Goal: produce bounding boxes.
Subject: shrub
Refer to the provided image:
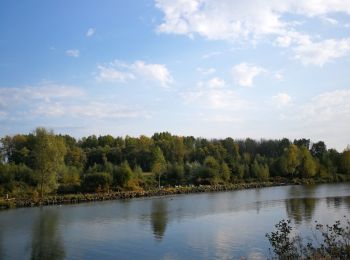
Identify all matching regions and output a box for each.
[112,161,133,188]
[266,218,350,259]
[82,172,112,192]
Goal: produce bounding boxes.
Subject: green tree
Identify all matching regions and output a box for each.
[311,141,327,160]
[65,146,86,170]
[32,128,66,198]
[60,166,81,185]
[259,164,270,180]
[151,147,166,188]
[113,161,133,188]
[293,138,311,149]
[85,147,107,168]
[298,146,317,178]
[222,138,239,158]
[14,163,37,186]
[235,164,246,180]
[82,172,112,192]
[166,162,185,185]
[133,165,143,179]
[279,144,300,177]
[0,164,15,194]
[341,149,350,175]
[57,166,81,194]
[185,161,202,184]
[172,137,185,164]
[201,156,220,184]
[251,160,269,180]
[220,162,231,183]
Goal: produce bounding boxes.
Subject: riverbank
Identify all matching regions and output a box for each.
[1,176,342,210]
[0,181,296,210]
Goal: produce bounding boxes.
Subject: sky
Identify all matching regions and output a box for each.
[0,0,350,151]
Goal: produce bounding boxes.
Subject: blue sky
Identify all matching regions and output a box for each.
[1,0,350,151]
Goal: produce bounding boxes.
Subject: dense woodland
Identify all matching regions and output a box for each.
[0,128,350,198]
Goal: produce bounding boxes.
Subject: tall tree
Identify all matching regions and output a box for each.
[151,147,166,188]
[298,147,317,178]
[32,128,66,198]
[341,149,350,175]
[311,141,327,160]
[65,146,86,170]
[279,144,299,177]
[220,162,231,183]
[293,138,311,150]
[201,156,220,184]
[112,161,133,188]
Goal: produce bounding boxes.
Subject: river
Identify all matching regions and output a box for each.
[1,183,350,259]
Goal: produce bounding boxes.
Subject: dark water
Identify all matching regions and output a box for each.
[1,184,350,259]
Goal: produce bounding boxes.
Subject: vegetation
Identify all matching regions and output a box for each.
[266,218,350,259]
[32,128,66,198]
[0,128,350,199]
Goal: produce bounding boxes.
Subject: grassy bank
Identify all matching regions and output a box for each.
[0,181,289,210]
[1,177,347,210]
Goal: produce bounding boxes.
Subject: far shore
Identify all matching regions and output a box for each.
[0,179,326,210]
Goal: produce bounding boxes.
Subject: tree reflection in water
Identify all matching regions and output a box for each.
[286,197,317,224]
[31,208,65,260]
[344,196,350,211]
[285,185,317,224]
[327,196,343,209]
[150,199,168,241]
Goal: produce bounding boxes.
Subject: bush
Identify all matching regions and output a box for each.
[82,172,112,192]
[112,161,133,188]
[265,219,301,258]
[0,164,37,195]
[57,184,81,194]
[60,166,81,185]
[266,218,350,259]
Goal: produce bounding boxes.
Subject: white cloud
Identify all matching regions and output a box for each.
[66,49,80,58]
[274,31,311,48]
[202,51,222,59]
[321,16,338,25]
[299,89,350,121]
[0,82,83,119]
[155,0,350,65]
[0,82,149,120]
[34,102,148,119]
[274,72,284,81]
[96,60,173,87]
[34,102,66,117]
[86,28,95,37]
[156,0,350,41]
[231,63,264,87]
[0,82,84,104]
[197,67,216,75]
[97,65,135,82]
[294,38,350,66]
[201,114,243,123]
[182,77,247,109]
[274,89,350,149]
[131,60,173,87]
[156,0,284,41]
[207,77,226,88]
[275,35,293,48]
[272,93,292,107]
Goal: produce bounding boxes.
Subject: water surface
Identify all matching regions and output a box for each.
[1,183,350,259]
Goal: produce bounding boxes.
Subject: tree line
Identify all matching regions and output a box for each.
[0,128,350,197]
